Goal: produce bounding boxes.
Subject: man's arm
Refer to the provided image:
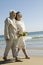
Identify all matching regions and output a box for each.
[4,18,10,40]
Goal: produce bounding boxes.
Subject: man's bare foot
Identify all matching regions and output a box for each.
[3,57,7,61]
[15,57,22,62]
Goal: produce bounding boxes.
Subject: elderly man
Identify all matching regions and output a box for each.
[3,10,21,61]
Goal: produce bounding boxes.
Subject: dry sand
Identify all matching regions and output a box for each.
[0,56,43,65]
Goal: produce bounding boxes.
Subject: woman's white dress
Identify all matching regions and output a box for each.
[16,20,26,49]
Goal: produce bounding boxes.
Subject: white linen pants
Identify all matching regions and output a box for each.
[4,38,18,58]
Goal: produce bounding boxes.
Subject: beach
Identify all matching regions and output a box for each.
[0,56,43,65]
[0,35,43,65]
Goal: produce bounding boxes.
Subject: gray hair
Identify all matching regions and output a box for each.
[9,10,16,14]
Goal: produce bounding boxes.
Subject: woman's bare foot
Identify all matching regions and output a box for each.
[25,56,30,59]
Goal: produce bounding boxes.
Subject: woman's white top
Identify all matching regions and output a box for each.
[16,20,26,34]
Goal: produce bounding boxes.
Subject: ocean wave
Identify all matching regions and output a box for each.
[32,36,43,39]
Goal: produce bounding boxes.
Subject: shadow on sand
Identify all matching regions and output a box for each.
[0,59,23,65]
[0,59,14,65]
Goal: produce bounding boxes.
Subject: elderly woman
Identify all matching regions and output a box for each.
[15,11,30,59]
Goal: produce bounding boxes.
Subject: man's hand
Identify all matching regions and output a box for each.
[6,35,10,41]
[6,38,10,41]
